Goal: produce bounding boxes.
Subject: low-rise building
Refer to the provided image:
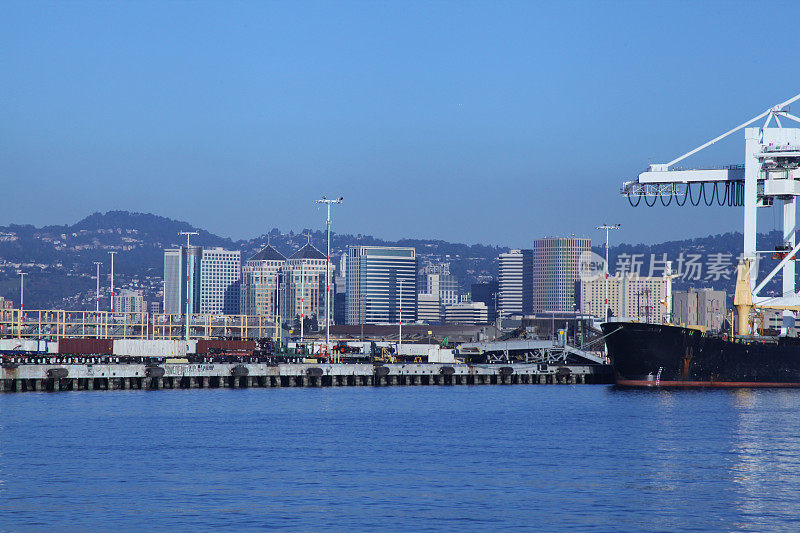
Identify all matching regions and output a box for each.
[444,301,488,325]
[417,293,441,323]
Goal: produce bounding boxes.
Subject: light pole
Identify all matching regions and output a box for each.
[398,279,403,351]
[275,272,282,345]
[300,260,305,342]
[108,251,117,313]
[19,272,26,311]
[596,224,620,322]
[18,272,26,339]
[315,196,343,357]
[93,262,102,313]
[179,231,199,341]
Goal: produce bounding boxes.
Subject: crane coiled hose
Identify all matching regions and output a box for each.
[627,181,744,208]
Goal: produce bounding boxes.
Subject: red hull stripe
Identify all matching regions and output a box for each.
[617,379,800,388]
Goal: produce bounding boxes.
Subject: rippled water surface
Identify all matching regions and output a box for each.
[2,385,800,531]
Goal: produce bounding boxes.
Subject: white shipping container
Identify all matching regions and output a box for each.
[113,339,189,358]
[0,339,45,352]
[397,343,440,356]
[395,344,456,363]
[427,348,456,363]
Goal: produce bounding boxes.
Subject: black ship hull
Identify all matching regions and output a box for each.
[601,321,800,387]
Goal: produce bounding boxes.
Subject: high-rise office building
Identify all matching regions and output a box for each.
[471,281,498,322]
[240,244,286,318]
[498,250,525,317]
[334,275,347,326]
[164,246,240,315]
[164,246,202,315]
[346,246,417,325]
[522,249,533,314]
[281,242,331,326]
[532,237,591,313]
[199,248,241,315]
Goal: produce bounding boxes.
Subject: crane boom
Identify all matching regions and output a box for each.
[622,92,800,335]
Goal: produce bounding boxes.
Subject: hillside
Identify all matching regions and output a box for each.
[0,211,784,309]
[0,211,504,309]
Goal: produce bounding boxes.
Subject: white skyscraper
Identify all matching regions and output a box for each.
[498,250,524,316]
[199,247,241,315]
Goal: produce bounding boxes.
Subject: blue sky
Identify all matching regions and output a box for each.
[2,1,800,248]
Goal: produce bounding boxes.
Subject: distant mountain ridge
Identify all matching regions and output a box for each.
[0,210,783,310]
[0,211,506,309]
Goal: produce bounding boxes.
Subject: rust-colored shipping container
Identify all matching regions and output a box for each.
[58,338,114,355]
[195,339,255,355]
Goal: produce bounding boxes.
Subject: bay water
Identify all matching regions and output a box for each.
[2,386,800,531]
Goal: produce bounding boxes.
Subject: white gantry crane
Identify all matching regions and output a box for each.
[621,92,800,335]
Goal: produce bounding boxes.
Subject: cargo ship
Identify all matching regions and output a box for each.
[601,321,800,388]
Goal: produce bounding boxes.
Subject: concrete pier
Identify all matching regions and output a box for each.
[0,362,612,393]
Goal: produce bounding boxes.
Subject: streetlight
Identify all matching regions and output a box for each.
[93,262,102,313]
[275,272,283,345]
[19,272,26,311]
[315,196,343,358]
[179,231,199,342]
[18,272,25,339]
[398,279,403,351]
[108,251,117,313]
[596,224,621,322]
[300,260,305,343]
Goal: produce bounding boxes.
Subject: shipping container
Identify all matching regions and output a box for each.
[0,339,49,353]
[195,339,255,355]
[58,338,114,355]
[113,339,189,358]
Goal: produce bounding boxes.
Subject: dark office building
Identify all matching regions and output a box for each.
[522,249,533,315]
[471,281,498,322]
[334,275,347,325]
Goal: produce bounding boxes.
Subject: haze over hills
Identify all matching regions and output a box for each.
[0,210,783,310]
